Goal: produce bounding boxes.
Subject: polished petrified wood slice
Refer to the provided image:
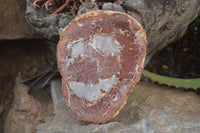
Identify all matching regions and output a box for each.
[57,10,146,123]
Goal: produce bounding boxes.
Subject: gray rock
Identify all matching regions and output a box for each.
[123,0,200,65]
[25,0,72,42]
[36,79,200,133]
[102,3,125,12]
[25,0,200,65]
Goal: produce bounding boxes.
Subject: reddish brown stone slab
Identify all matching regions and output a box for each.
[57,10,146,123]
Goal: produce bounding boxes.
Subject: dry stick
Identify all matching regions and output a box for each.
[50,0,70,16]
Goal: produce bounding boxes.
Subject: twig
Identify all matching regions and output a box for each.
[50,0,70,16]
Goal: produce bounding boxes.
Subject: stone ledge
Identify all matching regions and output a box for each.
[36,79,200,133]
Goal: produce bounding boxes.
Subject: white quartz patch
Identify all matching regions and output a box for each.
[68,75,118,102]
[92,34,121,54]
[70,41,85,58]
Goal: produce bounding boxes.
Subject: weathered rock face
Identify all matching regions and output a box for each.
[25,0,200,64]
[36,80,200,133]
[124,0,200,64]
[57,10,146,123]
[4,76,54,133]
[0,0,40,39]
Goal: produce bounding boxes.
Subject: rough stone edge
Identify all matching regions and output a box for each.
[25,0,73,42]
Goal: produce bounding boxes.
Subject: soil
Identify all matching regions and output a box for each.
[145,17,200,79]
[0,39,54,132]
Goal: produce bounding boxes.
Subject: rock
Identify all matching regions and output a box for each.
[25,0,72,42]
[37,80,200,133]
[57,10,146,123]
[4,75,54,133]
[0,0,41,39]
[25,0,200,64]
[123,0,200,65]
[102,3,125,12]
